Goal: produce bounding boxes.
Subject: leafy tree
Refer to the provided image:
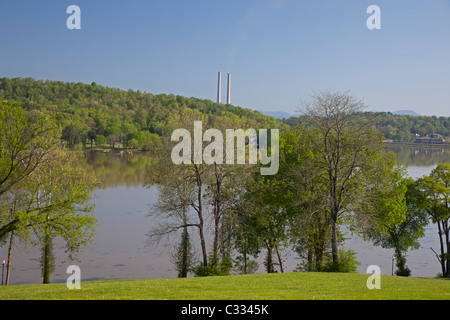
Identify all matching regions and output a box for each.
[0,102,100,283]
[0,101,59,200]
[414,163,450,277]
[138,131,162,152]
[145,106,277,276]
[369,178,428,276]
[278,128,332,271]
[171,221,196,278]
[0,185,29,285]
[232,215,260,275]
[242,176,292,273]
[220,167,261,275]
[19,148,99,283]
[300,91,407,268]
[94,134,107,147]
[62,123,83,148]
[106,134,119,149]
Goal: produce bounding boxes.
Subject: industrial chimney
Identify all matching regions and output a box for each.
[227,73,231,105]
[217,71,221,103]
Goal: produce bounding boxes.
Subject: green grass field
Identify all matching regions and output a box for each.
[0,272,448,300]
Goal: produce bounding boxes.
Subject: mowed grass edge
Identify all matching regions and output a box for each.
[0,272,449,300]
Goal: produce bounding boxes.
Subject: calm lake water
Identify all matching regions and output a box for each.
[2,145,450,285]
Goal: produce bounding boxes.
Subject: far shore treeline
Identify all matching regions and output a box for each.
[0,77,449,285]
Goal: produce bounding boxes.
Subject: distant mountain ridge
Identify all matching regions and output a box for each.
[260,109,424,119]
[391,110,422,116]
[259,111,295,119]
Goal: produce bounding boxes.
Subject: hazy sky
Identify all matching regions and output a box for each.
[1,0,449,116]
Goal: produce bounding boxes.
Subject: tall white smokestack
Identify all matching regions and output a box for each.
[217,71,221,103]
[227,73,231,105]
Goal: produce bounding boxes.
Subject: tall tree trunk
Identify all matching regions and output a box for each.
[315,237,325,272]
[265,236,275,273]
[313,213,326,271]
[194,165,208,267]
[5,231,14,285]
[331,213,339,267]
[41,234,54,284]
[212,214,220,267]
[307,245,313,272]
[275,244,284,273]
[437,221,446,277]
[243,249,248,274]
[197,216,207,267]
[180,226,189,278]
[179,205,189,278]
[445,222,449,277]
[211,163,223,267]
[329,170,340,267]
[266,245,273,273]
[5,196,18,286]
[42,242,51,284]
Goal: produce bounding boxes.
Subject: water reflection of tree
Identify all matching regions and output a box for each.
[386,145,450,167]
[81,151,157,187]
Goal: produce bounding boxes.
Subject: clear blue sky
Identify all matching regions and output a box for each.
[1,0,449,116]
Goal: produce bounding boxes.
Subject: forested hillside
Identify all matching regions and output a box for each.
[0,77,281,149]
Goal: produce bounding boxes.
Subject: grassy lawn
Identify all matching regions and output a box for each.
[0,272,449,300]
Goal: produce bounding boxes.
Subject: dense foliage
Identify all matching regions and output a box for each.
[0,77,282,149]
[0,100,99,284]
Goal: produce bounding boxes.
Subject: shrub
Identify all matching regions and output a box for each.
[323,248,360,273]
[194,258,231,277]
[394,254,411,277]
